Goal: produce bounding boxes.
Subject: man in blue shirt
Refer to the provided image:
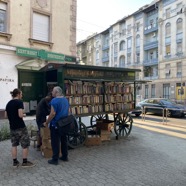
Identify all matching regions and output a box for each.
[44,86,69,165]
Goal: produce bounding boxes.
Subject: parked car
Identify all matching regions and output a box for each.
[128,108,142,117]
[137,98,186,117]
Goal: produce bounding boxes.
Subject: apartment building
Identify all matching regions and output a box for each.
[77,0,186,103]
[0,0,77,116]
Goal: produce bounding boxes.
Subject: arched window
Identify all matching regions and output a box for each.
[165,22,171,36]
[136,35,140,47]
[176,18,183,33]
[119,55,125,67]
[119,41,125,51]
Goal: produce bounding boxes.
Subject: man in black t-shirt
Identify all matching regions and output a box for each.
[5,88,35,168]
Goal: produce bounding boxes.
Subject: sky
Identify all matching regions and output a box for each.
[77,0,153,42]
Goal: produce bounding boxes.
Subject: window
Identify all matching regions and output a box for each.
[145,85,149,99]
[166,8,171,18]
[136,22,140,31]
[127,24,131,34]
[136,53,140,63]
[177,43,182,54]
[127,53,131,64]
[136,35,140,47]
[165,45,171,56]
[165,64,171,78]
[176,18,183,33]
[120,41,125,51]
[165,23,171,36]
[114,42,118,56]
[150,51,153,59]
[151,84,155,98]
[177,62,182,77]
[150,19,154,26]
[0,2,7,32]
[163,84,170,99]
[33,12,50,42]
[119,55,125,67]
[96,50,99,60]
[127,38,131,49]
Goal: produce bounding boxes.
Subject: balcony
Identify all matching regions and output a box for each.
[102,56,109,62]
[144,76,158,80]
[143,58,158,66]
[102,45,109,50]
[144,40,158,50]
[144,24,158,34]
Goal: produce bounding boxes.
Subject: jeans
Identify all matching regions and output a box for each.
[50,126,68,161]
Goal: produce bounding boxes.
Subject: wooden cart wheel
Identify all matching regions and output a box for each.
[90,114,109,126]
[114,113,133,138]
[67,121,87,149]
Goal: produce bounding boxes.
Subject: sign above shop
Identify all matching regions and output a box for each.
[16,47,76,63]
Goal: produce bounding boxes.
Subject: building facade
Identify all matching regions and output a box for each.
[0,0,77,116]
[77,0,186,103]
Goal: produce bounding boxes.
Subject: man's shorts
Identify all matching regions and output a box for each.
[10,127,30,148]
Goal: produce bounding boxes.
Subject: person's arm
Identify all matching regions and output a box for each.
[18,108,25,118]
[4,111,7,119]
[44,106,56,126]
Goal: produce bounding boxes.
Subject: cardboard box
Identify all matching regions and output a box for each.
[40,127,50,139]
[96,119,114,131]
[42,139,52,149]
[101,130,111,141]
[84,135,101,146]
[41,147,53,158]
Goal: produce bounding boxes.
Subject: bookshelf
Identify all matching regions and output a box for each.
[64,80,134,116]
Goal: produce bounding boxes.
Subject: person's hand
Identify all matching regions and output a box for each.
[42,122,47,128]
[40,123,46,128]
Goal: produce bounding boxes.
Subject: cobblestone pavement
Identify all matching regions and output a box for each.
[0,117,186,186]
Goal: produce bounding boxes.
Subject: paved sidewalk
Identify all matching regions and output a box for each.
[1,116,186,186]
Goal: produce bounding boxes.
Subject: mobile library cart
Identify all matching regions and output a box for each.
[40,63,140,148]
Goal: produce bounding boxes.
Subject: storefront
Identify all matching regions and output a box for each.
[0,45,76,118]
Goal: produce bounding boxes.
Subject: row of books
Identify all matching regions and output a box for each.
[70,105,104,115]
[66,95,104,105]
[64,80,132,95]
[105,103,133,112]
[104,94,133,103]
[65,80,103,95]
[69,102,133,115]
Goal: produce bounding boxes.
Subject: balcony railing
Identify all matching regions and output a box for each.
[144,76,158,80]
[144,24,158,34]
[143,58,158,66]
[102,56,109,62]
[144,40,158,50]
[102,45,109,50]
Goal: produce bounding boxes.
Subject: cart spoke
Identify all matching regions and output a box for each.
[114,114,133,138]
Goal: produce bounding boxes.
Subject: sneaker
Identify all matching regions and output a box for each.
[22,161,35,168]
[48,159,58,165]
[59,157,68,162]
[13,160,20,168]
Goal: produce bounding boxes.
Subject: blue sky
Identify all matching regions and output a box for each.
[77,0,152,42]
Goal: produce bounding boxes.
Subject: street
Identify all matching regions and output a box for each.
[0,115,186,186]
